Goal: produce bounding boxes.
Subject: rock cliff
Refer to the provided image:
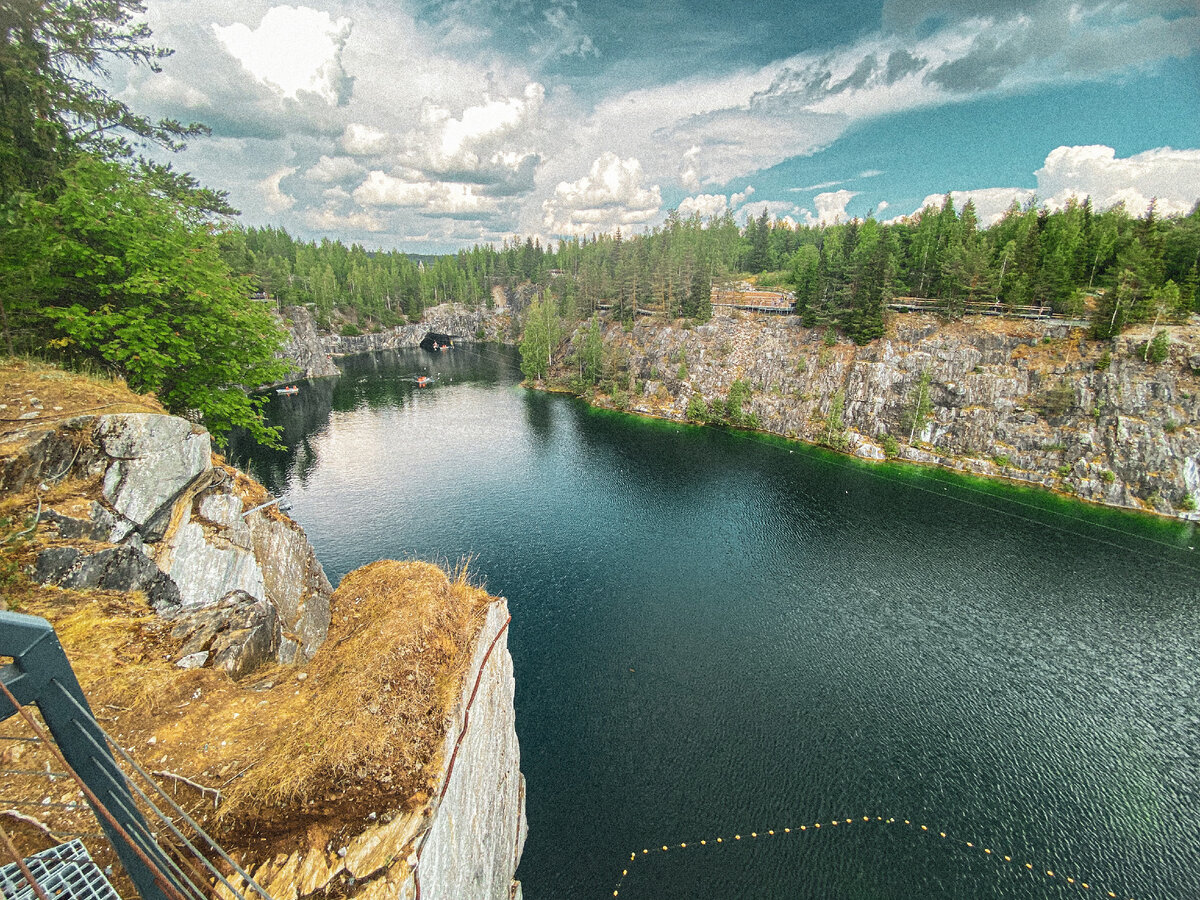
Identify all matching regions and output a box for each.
[227,596,527,900]
[1,363,526,900]
[3,407,332,675]
[578,312,1200,517]
[321,303,511,357]
[275,305,340,382]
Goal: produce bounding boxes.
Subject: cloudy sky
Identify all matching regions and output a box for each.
[116,0,1200,251]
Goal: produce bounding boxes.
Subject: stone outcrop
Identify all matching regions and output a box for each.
[216,599,526,900]
[321,303,511,357]
[579,312,1200,517]
[9,410,333,675]
[275,305,339,383]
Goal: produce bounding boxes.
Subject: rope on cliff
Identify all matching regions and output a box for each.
[611,815,1141,899]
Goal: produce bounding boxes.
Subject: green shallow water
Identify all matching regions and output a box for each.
[232,347,1200,900]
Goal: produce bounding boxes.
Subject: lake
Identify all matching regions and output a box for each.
[232,347,1200,900]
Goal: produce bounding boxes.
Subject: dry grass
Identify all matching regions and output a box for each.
[0,358,163,444]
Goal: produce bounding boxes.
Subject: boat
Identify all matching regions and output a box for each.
[276,385,299,395]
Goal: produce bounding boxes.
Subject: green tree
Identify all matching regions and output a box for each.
[519,296,562,380]
[905,370,934,443]
[1,156,288,443]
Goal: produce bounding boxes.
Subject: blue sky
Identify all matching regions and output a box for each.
[120,0,1200,251]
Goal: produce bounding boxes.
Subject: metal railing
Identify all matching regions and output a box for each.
[0,611,273,900]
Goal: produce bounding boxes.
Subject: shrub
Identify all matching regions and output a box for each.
[1145,330,1170,364]
[1180,494,1197,512]
[881,434,900,458]
[1100,469,1116,484]
[686,395,709,422]
[1095,349,1111,371]
[340,323,362,337]
[823,327,838,347]
[993,453,1010,467]
[677,363,689,380]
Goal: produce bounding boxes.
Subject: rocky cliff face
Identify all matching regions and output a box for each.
[586,312,1200,517]
[321,303,511,356]
[221,599,526,900]
[4,410,332,675]
[276,305,339,382]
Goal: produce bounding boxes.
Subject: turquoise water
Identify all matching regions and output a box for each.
[232,348,1200,900]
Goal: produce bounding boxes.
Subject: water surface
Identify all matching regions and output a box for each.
[233,348,1200,900]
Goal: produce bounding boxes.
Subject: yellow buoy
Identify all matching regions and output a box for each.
[700,840,707,845]
[751,832,757,838]
[921,825,928,831]
[768,830,774,835]
[735,835,741,840]
[680,843,686,848]
[1047,870,1055,877]
[662,846,668,852]
[984,849,992,855]
[940,833,947,838]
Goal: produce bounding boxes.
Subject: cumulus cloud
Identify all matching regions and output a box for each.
[260,166,299,214]
[402,84,544,192]
[542,152,662,236]
[213,5,353,105]
[353,171,501,217]
[306,155,365,184]
[341,123,391,156]
[907,188,1036,225]
[900,146,1200,225]
[1036,145,1200,217]
[677,193,728,219]
[304,207,385,233]
[798,190,858,225]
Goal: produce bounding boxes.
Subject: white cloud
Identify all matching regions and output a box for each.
[213,5,353,105]
[741,200,802,224]
[909,187,1036,225]
[403,84,544,190]
[260,166,298,213]
[899,145,1200,225]
[677,193,728,219]
[353,170,500,216]
[304,207,385,232]
[542,152,662,236]
[305,155,365,184]
[799,190,858,225]
[1036,145,1200,217]
[341,123,391,156]
[730,186,755,208]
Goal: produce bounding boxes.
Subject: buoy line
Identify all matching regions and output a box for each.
[611,815,1143,898]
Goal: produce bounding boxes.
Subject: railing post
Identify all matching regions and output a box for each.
[1,611,174,900]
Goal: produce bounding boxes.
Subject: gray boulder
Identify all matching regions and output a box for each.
[35,545,181,608]
[96,414,211,542]
[167,591,281,679]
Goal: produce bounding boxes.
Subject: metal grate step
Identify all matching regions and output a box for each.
[1,840,122,900]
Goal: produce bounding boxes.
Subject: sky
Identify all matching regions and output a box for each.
[114,0,1200,252]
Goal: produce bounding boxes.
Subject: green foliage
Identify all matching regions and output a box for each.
[1,156,287,444]
[725,379,754,427]
[676,362,688,381]
[340,323,362,337]
[993,453,1010,467]
[686,394,708,422]
[823,327,838,346]
[568,315,604,387]
[1101,469,1116,483]
[0,0,210,199]
[905,371,934,442]
[1095,349,1111,371]
[519,297,563,381]
[1144,330,1170,364]
[1179,493,1197,512]
[880,433,900,458]
[821,390,848,450]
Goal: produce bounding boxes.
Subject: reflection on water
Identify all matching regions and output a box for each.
[231,348,1200,900]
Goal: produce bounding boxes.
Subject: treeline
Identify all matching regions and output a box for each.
[230,210,738,330]
[242,198,1200,348]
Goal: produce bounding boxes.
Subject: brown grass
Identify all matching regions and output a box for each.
[0,358,163,444]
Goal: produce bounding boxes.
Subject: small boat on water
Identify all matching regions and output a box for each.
[276,385,299,395]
